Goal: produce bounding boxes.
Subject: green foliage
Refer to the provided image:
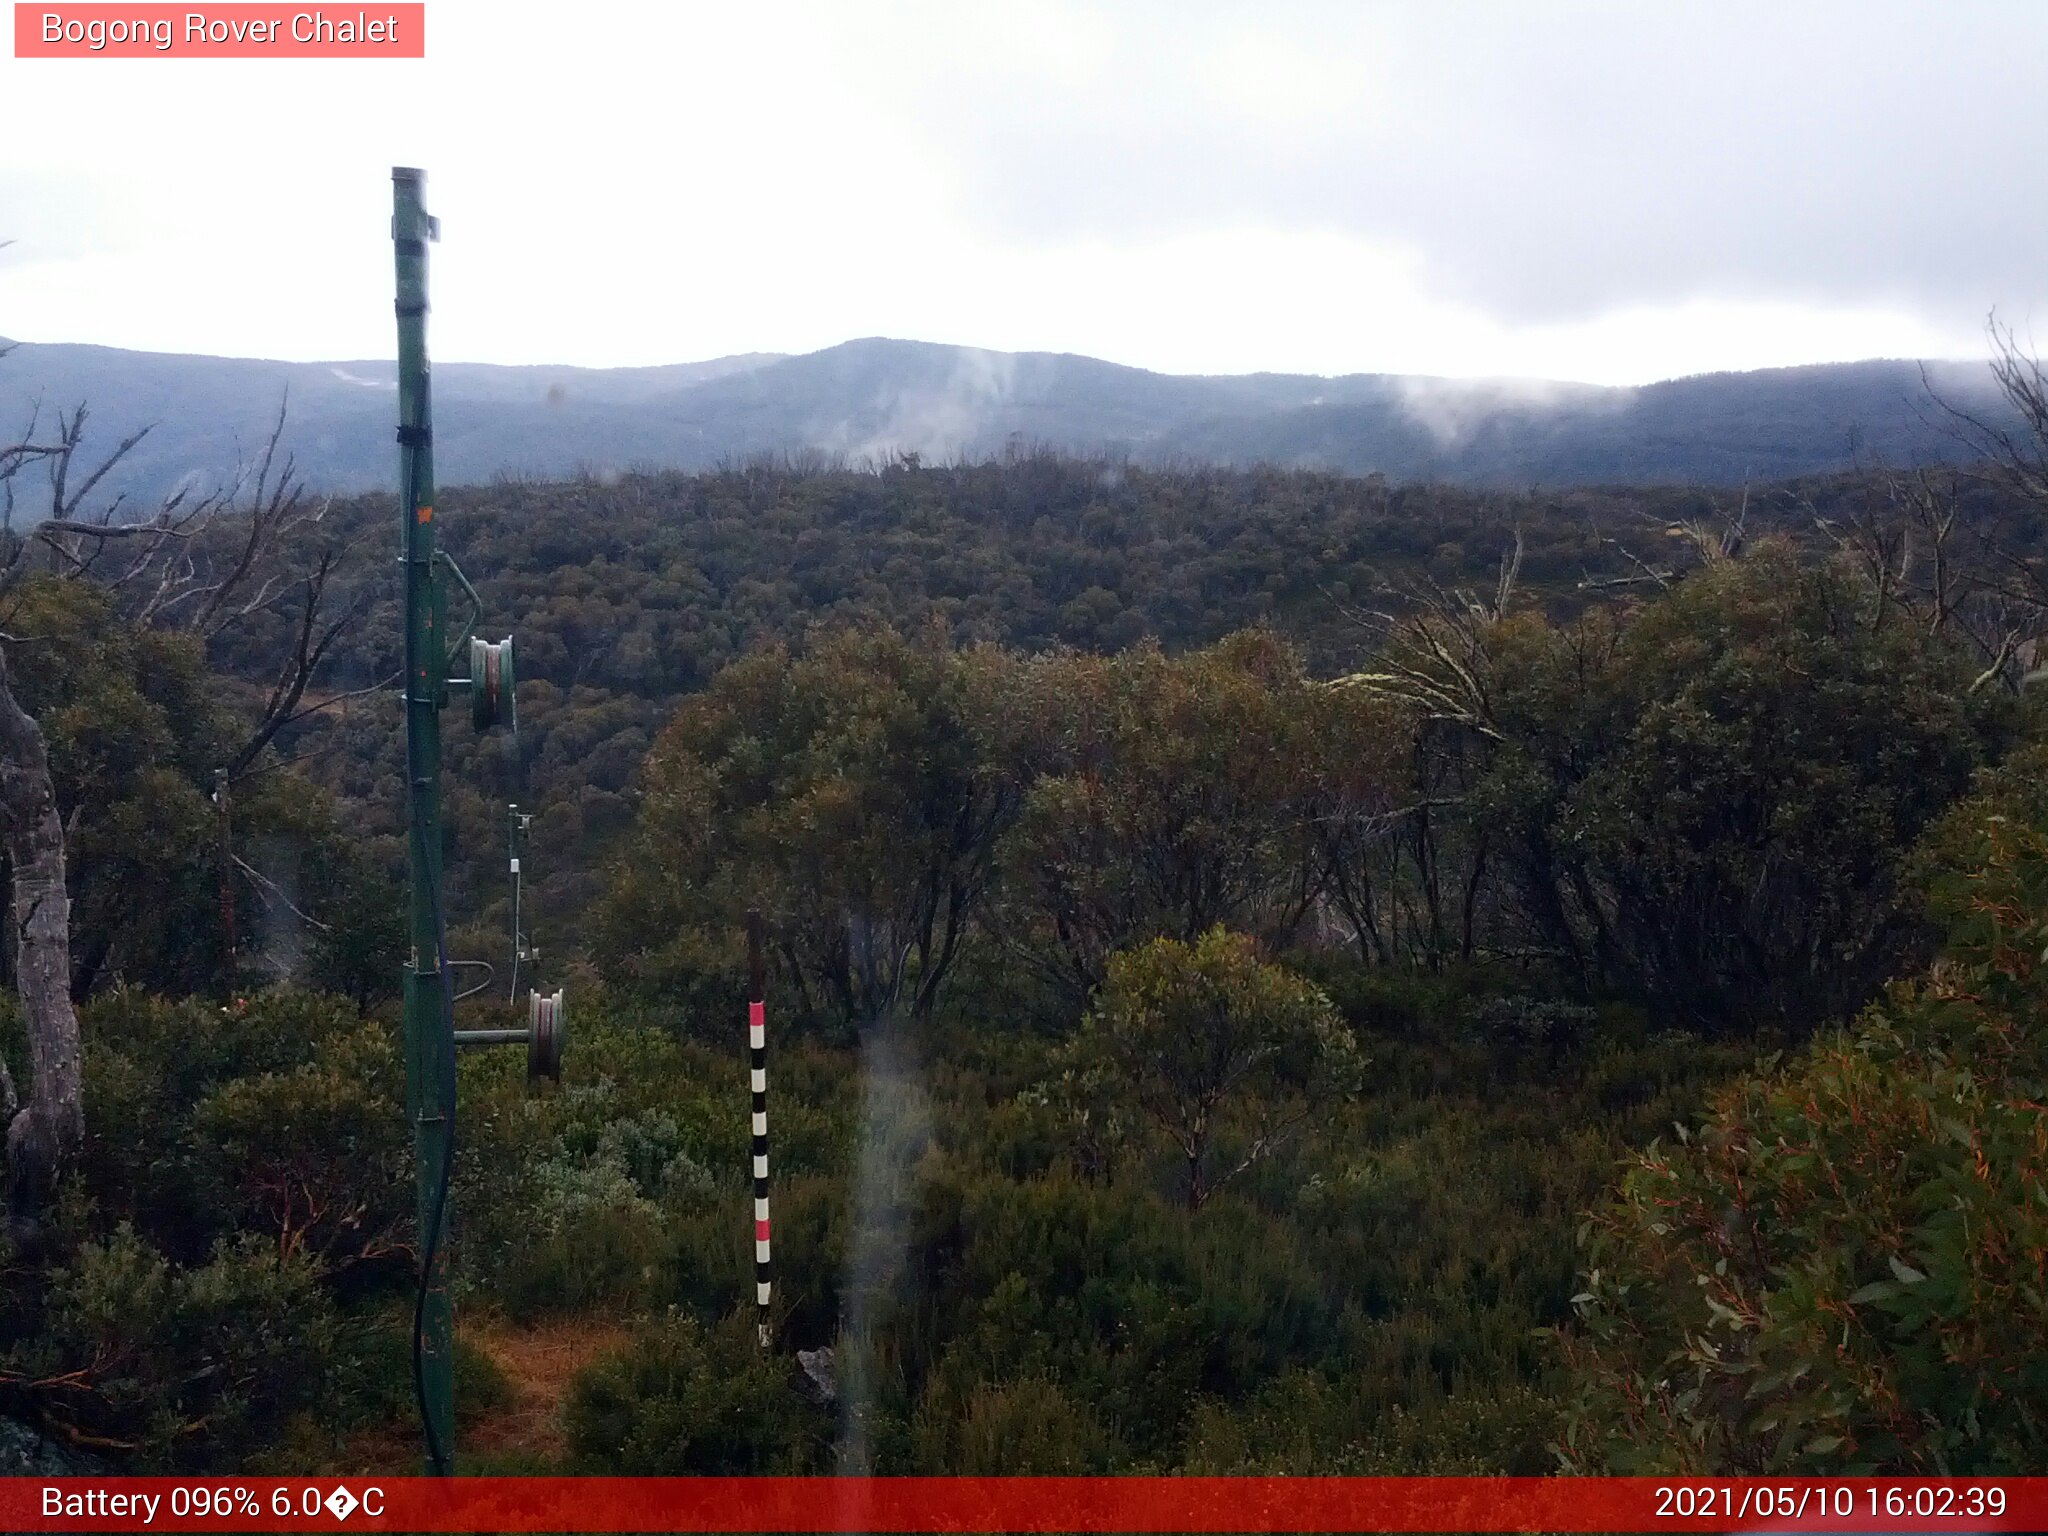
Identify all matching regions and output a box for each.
[0,991,414,1469]
[996,632,1404,997]
[5,579,232,996]
[1564,547,2007,1025]
[5,1225,346,1468]
[452,1001,855,1325]
[304,858,406,1014]
[910,1169,1339,1463]
[1560,744,2048,1472]
[191,1021,410,1273]
[435,955,1755,1477]
[590,539,1995,1041]
[278,457,1799,962]
[487,1098,716,1318]
[1183,1368,1559,1473]
[564,1312,831,1472]
[909,1375,1119,1472]
[18,451,2045,1476]
[1375,543,2012,1028]
[593,628,1020,1030]
[0,576,395,1003]
[76,991,406,1268]
[1071,927,1364,1209]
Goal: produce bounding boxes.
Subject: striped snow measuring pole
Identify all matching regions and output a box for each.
[747,908,772,1348]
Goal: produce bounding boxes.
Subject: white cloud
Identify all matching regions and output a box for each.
[0,0,2033,383]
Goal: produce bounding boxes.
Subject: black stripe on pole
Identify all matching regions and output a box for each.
[747,907,771,1347]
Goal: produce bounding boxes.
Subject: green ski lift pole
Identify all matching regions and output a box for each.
[392,165,456,1477]
[394,166,552,1477]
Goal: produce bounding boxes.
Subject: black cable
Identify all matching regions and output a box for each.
[408,810,458,1476]
[451,958,496,1004]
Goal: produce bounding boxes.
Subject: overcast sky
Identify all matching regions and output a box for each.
[2,0,2043,385]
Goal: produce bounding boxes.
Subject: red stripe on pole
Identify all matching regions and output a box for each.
[749,1001,765,1027]
[3,1477,2040,1532]
[756,1218,771,1240]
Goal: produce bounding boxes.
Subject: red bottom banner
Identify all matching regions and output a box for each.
[4,1476,2041,1533]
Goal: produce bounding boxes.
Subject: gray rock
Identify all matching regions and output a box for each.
[795,1346,836,1406]
[0,1416,109,1476]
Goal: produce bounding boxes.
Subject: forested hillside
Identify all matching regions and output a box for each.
[0,335,2021,509]
[4,402,2048,1476]
[252,451,2042,968]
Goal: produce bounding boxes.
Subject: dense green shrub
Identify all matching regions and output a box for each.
[564,1312,830,1472]
[992,634,1402,998]
[4,1226,345,1468]
[1560,746,2048,1473]
[193,1021,409,1274]
[1,577,395,1003]
[1453,547,2010,1029]
[591,629,1021,1030]
[0,992,415,1468]
[910,1375,1121,1472]
[1183,1368,1559,1474]
[1068,928,1364,1210]
[453,1003,856,1323]
[78,991,405,1266]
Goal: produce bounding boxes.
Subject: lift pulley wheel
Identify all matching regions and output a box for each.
[528,986,566,1082]
[471,636,518,733]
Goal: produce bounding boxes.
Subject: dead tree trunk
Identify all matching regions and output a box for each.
[0,646,82,1240]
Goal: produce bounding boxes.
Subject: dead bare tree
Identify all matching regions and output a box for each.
[1576,483,1753,596]
[1799,461,2047,693]
[0,407,97,1240]
[0,637,78,1242]
[1928,316,2048,510]
[7,392,382,771]
[1788,315,2048,696]
[0,246,82,1235]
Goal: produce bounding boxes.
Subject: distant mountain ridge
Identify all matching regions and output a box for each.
[0,335,2017,509]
